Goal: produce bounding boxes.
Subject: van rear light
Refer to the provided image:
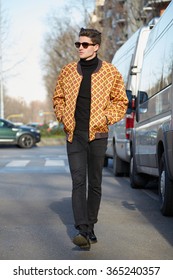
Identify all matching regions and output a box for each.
[125,112,135,139]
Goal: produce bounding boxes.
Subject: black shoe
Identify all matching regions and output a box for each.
[88,230,97,244]
[73,233,90,250]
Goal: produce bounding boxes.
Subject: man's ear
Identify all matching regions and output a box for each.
[94,44,100,52]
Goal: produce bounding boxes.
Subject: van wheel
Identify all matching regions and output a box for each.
[159,153,173,216]
[104,156,108,167]
[130,155,147,188]
[113,146,125,176]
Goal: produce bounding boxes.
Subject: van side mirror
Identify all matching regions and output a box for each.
[139,91,148,104]
[136,91,148,122]
[126,90,136,114]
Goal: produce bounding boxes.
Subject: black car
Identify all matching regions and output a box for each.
[0,118,41,148]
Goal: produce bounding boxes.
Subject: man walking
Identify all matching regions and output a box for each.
[53,28,128,250]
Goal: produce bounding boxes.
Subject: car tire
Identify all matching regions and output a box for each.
[130,155,147,188]
[18,134,35,148]
[159,153,173,216]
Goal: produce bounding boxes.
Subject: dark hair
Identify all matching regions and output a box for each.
[79,28,101,45]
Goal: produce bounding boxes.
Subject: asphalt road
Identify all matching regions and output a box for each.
[0,144,173,260]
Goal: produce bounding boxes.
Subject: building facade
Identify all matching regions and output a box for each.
[91,0,171,61]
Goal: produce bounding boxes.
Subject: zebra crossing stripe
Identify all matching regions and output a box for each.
[6,160,30,167]
[45,160,65,166]
[4,159,66,168]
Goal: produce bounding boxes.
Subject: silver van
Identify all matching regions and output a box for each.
[129,1,173,216]
[105,22,155,176]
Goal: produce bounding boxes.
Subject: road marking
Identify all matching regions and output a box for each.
[45,160,65,166]
[0,158,70,173]
[6,160,30,167]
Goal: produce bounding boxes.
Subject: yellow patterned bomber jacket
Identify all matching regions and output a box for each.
[53,59,128,142]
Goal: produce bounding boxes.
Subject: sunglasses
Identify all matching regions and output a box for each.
[75,42,96,49]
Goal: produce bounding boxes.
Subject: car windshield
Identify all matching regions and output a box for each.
[6,120,15,126]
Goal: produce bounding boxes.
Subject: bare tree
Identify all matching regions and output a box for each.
[0,3,26,118]
[102,0,147,62]
[43,19,78,93]
[41,0,95,110]
[126,0,147,35]
[4,94,52,124]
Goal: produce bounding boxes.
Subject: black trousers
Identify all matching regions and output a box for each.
[67,130,107,231]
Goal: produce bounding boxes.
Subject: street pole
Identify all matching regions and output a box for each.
[0,0,4,118]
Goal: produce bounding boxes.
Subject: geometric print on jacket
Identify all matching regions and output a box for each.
[53,59,128,142]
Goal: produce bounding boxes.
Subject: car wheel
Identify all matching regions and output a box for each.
[130,155,147,188]
[18,134,35,148]
[159,153,173,216]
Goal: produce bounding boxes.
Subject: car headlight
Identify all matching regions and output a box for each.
[30,128,40,133]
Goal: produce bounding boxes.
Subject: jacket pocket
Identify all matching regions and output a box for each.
[92,111,108,132]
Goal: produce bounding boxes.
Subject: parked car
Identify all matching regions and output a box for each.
[105,20,157,176]
[0,118,41,148]
[129,1,173,216]
[27,122,43,129]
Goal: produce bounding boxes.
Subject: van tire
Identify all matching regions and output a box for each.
[159,153,173,216]
[113,146,127,176]
[130,155,147,188]
[104,156,108,167]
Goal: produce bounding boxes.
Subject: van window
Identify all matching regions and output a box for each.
[162,23,173,88]
[139,18,173,98]
[112,29,140,86]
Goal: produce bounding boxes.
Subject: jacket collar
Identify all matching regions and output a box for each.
[77,59,102,76]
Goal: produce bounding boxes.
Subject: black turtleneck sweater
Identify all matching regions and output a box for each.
[75,56,98,131]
